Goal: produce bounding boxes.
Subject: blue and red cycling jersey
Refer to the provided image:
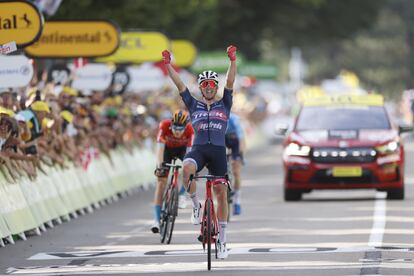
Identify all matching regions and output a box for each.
[180,87,233,147]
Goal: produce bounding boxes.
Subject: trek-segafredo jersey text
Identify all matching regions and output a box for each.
[180,88,233,146]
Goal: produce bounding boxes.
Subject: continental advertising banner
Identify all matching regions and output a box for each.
[0,0,44,46]
[25,20,120,58]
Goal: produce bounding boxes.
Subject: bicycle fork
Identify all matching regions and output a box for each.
[200,180,218,251]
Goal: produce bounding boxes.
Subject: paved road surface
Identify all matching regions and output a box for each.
[2,140,414,275]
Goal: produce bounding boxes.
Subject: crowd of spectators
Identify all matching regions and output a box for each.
[0,65,268,184]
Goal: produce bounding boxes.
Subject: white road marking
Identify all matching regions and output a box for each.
[368,192,387,247]
[105,225,147,246]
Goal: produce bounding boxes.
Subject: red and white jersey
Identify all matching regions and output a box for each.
[157,119,194,148]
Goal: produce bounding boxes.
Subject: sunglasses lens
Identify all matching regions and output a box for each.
[201,80,217,88]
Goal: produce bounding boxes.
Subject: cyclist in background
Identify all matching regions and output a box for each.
[151,110,194,233]
[161,45,237,259]
[225,112,245,215]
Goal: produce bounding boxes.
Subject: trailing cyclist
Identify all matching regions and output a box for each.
[151,110,194,234]
[162,45,237,259]
[225,112,245,215]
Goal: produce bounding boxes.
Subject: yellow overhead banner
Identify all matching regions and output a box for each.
[96,32,169,63]
[0,1,44,46]
[171,40,197,67]
[25,21,120,58]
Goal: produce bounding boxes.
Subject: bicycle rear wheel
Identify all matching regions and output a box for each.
[207,199,212,271]
[165,187,178,244]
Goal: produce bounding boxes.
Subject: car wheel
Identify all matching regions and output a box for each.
[386,187,404,200]
[284,189,302,201]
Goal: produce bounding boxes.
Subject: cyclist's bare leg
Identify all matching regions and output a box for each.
[154,176,168,206]
[213,183,228,243]
[183,160,198,206]
[153,176,167,224]
[213,183,228,222]
[232,159,242,191]
[232,159,242,204]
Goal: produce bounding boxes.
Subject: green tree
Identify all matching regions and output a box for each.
[285,1,410,98]
[52,0,384,59]
[388,0,414,88]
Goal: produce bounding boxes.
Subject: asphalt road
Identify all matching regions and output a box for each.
[2,140,414,275]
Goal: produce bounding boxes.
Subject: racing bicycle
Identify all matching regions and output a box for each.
[159,157,181,244]
[188,174,230,271]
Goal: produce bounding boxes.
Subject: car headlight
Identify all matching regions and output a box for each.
[375,141,399,154]
[285,142,311,157]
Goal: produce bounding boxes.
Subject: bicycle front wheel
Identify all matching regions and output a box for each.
[207,199,212,271]
[166,187,178,244]
[159,199,168,243]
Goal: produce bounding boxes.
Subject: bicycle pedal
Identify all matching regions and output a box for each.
[198,233,216,242]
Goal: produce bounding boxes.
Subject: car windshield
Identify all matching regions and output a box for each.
[295,106,391,130]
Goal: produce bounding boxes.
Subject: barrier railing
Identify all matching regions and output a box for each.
[0,146,155,246]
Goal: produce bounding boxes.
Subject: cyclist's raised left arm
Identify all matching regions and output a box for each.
[225,45,237,90]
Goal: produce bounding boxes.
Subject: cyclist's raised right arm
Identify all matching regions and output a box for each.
[162,50,186,93]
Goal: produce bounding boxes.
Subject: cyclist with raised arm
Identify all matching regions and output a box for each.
[226,112,245,215]
[162,45,237,259]
[151,110,194,234]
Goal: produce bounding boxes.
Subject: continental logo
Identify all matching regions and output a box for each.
[25,21,120,58]
[31,31,113,45]
[0,14,33,30]
[0,1,44,46]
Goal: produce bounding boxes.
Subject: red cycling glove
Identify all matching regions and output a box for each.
[162,50,171,65]
[227,45,237,61]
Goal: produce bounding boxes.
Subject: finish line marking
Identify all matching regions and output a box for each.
[8,261,414,275]
[28,246,414,260]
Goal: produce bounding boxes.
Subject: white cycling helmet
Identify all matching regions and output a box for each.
[198,70,219,85]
